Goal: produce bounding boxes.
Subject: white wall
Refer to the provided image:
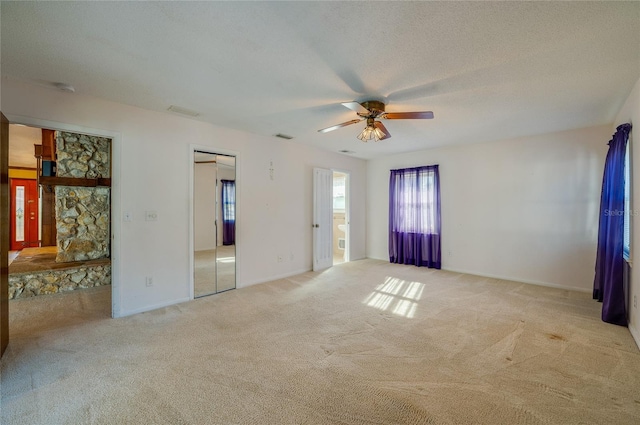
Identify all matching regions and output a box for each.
[1,77,367,317]
[615,76,640,347]
[194,162,217,251]
[367,125,610,291]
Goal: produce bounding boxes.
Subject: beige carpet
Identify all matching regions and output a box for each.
[2,259,640,424]
[194,245,236,297]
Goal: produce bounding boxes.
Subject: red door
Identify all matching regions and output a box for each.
[10,179,39,251]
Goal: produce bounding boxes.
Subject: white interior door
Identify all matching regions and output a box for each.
[313,168,333,271]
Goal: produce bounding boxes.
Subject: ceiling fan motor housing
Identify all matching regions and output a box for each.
[359,100,386,117]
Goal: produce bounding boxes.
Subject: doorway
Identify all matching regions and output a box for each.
[193,150,236,297]
[6,123,113,302]
[313,168,350,271]
[332,171,349,265]
[1,115,120,358]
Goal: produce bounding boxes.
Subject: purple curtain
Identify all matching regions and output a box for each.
[221,180,235,246]
[389,165,441,268]
[594,123,631,326]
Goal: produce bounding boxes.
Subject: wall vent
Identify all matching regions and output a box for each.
[275,133,294,140]
[168,105,200,117]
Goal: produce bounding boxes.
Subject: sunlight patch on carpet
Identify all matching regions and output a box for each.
[363,276,424,318]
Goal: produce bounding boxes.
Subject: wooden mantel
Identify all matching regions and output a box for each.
[39,176,111,189]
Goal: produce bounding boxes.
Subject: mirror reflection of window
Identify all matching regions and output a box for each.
[221,180,235,245]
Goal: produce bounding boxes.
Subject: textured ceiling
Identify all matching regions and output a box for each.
[2,2,639,159]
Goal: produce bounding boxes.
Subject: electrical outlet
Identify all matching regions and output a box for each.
[123,211,132,222]
[634,295,638,309]
[277,255,283,263]
[145,277,153,287]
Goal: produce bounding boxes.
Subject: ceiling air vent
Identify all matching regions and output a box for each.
[53,82,75,93]
[274,133,294,140]
[168,105,200,117]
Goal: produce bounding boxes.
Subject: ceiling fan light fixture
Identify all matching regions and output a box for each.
[356,126,379,142]
[357,118,385,142]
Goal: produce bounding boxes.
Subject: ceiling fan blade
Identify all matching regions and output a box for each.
[341,101,370,115]
[317,119,362,133]
[383,111,434,120]
[374,121,391,140]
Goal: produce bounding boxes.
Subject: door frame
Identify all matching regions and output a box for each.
[3,113,122,318]
[188,144,240,299]
[1,112,9,357]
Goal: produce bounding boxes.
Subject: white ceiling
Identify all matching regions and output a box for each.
[2,2,639,159]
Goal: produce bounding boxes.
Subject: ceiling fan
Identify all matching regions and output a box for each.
[317,100,434,142]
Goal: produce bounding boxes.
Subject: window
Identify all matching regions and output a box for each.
[388,165,441,268]
[393,170,438,234]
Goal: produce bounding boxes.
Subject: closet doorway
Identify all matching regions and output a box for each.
[193,150,236,297]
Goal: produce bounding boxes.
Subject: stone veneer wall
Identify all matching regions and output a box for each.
[56,187,110,262]
[9,264,111,299]
[54,131,112,263]
[56,132,111,178]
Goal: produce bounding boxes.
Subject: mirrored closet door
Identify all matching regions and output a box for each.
[193,151,236,297]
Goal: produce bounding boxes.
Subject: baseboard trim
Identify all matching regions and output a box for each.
[239,268,312,288]
[629,323,640,351]
[119,297,191,317]
[440,267,592,293]
[365,256,592,293]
